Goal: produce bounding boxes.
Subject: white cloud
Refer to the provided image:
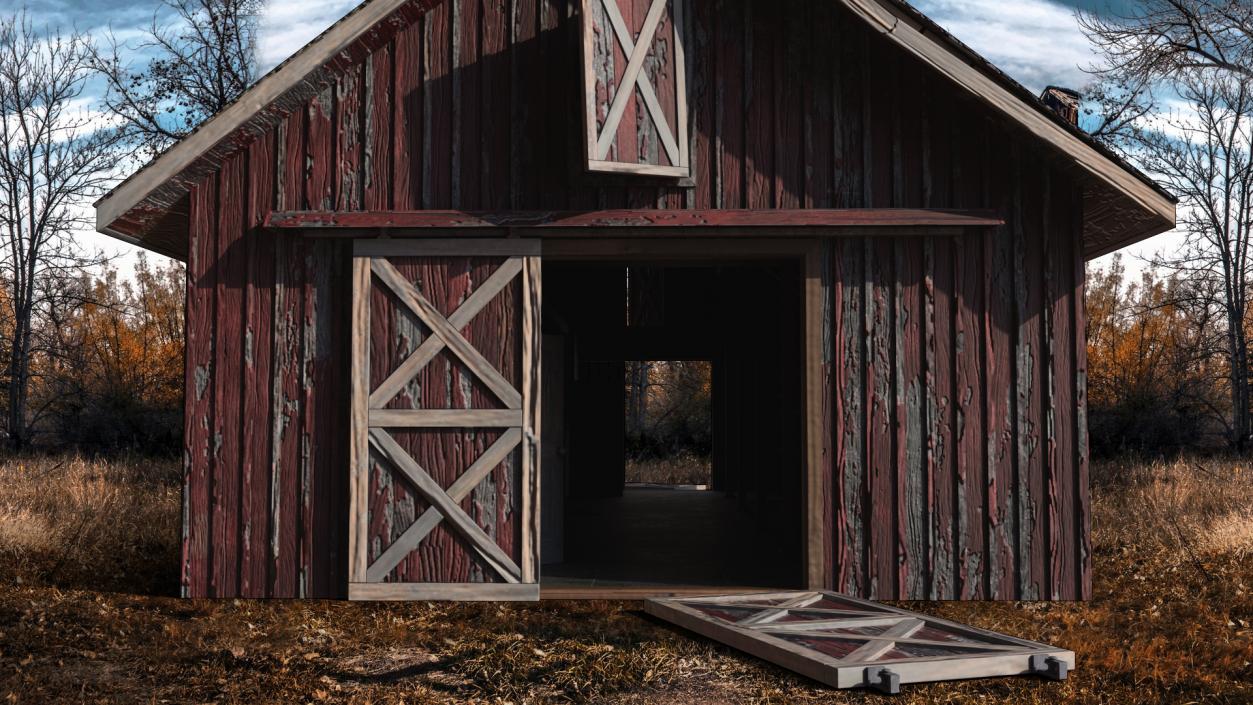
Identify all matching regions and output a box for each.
[912,0,1098,94]
[256,0,362,72]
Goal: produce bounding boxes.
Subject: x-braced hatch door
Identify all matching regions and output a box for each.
[580,0,690,177]
[646,591,1074,694]
[349,239,541,601]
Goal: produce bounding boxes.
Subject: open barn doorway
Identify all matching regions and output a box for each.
[540,253,805,594]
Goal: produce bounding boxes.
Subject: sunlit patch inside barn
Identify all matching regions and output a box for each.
[539,258,804,594]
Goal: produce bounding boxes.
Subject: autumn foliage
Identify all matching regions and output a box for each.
[1085,256,1232,455]
[0,255,184,454]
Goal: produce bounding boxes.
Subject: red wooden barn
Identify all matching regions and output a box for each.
[95,0,1175,601]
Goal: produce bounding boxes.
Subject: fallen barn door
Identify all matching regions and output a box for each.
[646,591,1074,694]
[348,239,541,601]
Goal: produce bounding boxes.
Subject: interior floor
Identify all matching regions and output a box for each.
[542,487,794,588]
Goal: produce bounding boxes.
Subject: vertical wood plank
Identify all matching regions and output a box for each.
[928,232,958,600]
[745,0,773,209]
[921,76,956,600]
[183,175,217,599]
[394,23,423,210]
[365,44,394,211]
[1049,167,1076,600]
[521,256,541,582]
[270,112,306,597]
[1072,183,1092,601]
[481,0,510,209]
[985,130,1016,600]
[806,0,834,209]
[511,0,540,208]
[689,0,714,208]
[306,86,334,211]
[454,0,480,208]
[538,0,565,205]
[776,0,803,209]
[864,39,892,209]
[835,237,865,595]
[899,236,926,599]
[836,13,863,208]
[715,0,743,208]
[300,84,337,596]
[336,63,364,210]
[425,5,453,208]
[350,257,371,582]
[1017,146,1046,600]
[805,242,828,588]
[866,237,895,599]
[211,154,247,597]
[953,114,987,600]
[242,136,276,597]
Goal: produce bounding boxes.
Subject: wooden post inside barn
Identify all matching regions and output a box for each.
[95,0,1174,601]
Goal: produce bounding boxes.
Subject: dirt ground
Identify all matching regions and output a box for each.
[0,455,1251,704]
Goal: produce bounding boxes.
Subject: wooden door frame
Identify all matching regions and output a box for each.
[348,238,542,601]
[538,237,829,597]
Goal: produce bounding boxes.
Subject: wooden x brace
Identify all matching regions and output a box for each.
[369,258,523,410]
[594,0,680,164]
[368,427,524,582]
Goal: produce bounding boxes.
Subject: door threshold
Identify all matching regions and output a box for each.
[539,584,796,600]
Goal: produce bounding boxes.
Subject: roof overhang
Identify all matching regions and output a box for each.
[846,0,1176,257]
[94,0,1176,261]
[93,0,439,257]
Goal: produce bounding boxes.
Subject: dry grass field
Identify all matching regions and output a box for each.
[0,455,1250,704]
[625,455,712,486]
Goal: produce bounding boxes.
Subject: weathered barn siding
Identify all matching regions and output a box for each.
[826,166,1088,602]
[180,0,1090,598]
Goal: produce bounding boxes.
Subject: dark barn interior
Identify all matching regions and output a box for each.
[540,257,804,589]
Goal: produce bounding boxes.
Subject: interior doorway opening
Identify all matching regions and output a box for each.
[625,360,712,489]
[540,257,804,592]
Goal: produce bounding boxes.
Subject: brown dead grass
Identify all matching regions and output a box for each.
[625,454,712,485]
[0,455,1250,704]
[0,455,180,594]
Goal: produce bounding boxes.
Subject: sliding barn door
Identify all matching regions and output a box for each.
[348,239,541,601]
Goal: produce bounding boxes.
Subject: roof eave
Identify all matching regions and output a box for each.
[93,0,438,244]
[840,0,1176,247]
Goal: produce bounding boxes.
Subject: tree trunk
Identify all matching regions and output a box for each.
[7,310,31,451]
[1227,309,1249,451]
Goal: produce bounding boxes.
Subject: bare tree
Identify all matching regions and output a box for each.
[1080,1,1253,83]
[1080,2,1253,147]
[1123,73,1253,449]
[1081,3,1253,451]
[0,13,119,450]
[90,0,262,159]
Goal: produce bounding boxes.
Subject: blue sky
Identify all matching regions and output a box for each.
[5,0,1164,268]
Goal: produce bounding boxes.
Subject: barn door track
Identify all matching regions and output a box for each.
[644,590,1073,694]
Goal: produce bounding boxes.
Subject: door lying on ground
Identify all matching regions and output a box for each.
[348,239,541,601]
[646,591,1073,693]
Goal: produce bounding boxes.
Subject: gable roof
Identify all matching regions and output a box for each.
[94,0,1175,260]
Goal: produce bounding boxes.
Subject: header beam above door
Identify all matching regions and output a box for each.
[265,209,1004,233]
